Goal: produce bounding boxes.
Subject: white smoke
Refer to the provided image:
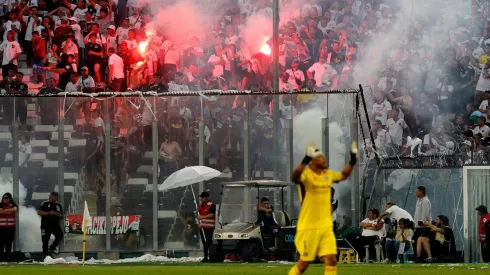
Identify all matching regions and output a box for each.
[292,107,352,219]
[0,175,42,251]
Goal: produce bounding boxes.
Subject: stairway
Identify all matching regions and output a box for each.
[63,191,101,251]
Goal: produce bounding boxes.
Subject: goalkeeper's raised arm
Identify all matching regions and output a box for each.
[291,141,358,184]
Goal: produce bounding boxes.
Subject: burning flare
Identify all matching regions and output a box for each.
[138,39,150,55]
[260,41,271,55]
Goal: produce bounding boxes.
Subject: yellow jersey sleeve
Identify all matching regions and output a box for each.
[330,170,344,183]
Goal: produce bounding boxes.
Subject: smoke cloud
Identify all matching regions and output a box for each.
[0,175,42,251]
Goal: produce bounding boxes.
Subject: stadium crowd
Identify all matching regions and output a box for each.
[0,0,490,251]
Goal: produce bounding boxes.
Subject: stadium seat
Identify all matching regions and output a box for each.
[50,132,72,147]
[47,146,68,160]
[30,140,50,153]
[54,125,74,132]
[64,173,78,186]
[0,132,12,141]
[136,165,154,175]
[157,211,178,219]
[0,125,10,132]
[34,125,55,140]
[43,161,58,168]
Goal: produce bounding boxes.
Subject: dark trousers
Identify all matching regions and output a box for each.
[200,228,214,259]
[358,235,379,261]
[41,225,64,257]
[0,227,15,261]
[482,243,490,263]
[111,78,124,92]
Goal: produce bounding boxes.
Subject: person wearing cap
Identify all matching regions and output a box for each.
[416,215,455,263]
[472,116,490,138]
[288,141,358,275]
[106,25,117,55]
[77,66,96,93]
[37,191,64,257]
[197,191,216,262]
[476,205,490,262]
[285,59,305,90]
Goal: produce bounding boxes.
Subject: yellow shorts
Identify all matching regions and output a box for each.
[295,228,337,262]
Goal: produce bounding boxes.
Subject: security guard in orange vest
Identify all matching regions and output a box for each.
[0,193,18,262]
[197,191,216,262]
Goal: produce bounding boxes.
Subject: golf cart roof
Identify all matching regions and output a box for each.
[221,180,290,188]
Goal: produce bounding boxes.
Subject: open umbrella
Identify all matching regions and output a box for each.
[159,166,221,191]
[159,166,221,242]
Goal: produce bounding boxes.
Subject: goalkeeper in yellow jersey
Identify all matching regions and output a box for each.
[288,141,358,275]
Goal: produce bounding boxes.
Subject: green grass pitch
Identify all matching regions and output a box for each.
[1,263,489,275]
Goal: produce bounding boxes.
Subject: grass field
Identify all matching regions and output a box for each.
[1,263,489,275]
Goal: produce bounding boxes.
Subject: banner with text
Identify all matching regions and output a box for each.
[65,215,141,235]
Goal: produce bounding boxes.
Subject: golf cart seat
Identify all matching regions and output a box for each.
[273,211,291,227]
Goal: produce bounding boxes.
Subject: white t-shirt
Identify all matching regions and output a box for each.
[285,69,305,90]
[0,40,22,65]
[237,48,251,70]
[71,5,88,23]
[473,125,490,138]
[77,76,96,88]
[3,20,21,41]
[65,82,79,93]
[308,62,337,87]
[386,118,408,146]
[27,0,38,7]
[385,205,413,222]
[374,129,391,153]
[116,27,129,42]
[124,39,138,50]
[106,35,117,54]
[71,24,83,48]
[145,50,158,75]
[163,48,180,65]
[476,67,490,92]
[61,40,79,56]
[208,54,227,77]
[361,218,386,238]
[19,141,32,167]
[23,16,41,41]
[372,100,392,125]
[108,54,125,79]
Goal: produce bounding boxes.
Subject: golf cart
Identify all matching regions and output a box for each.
[209,180,297,262]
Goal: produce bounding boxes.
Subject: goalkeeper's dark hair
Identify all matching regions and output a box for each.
[261,197,269,203]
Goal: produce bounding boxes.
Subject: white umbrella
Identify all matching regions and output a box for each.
[159,166,221,191]
[159,166,221,242]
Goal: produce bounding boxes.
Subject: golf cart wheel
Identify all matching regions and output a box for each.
[209,244,225,262]
[241,242,262,262]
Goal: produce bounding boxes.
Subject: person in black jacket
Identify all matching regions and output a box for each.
[37,192,64,257]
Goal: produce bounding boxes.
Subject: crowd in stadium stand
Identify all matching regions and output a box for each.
[1,0,490,248]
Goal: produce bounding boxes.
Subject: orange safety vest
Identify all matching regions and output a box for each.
[0,203,16,228]
[198,201,215,229]
[479,213,490,243]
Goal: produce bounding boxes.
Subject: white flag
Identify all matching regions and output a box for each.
[82,201,92,230]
